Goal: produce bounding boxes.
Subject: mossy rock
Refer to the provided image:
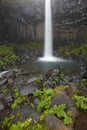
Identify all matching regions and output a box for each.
[53,85,68,97]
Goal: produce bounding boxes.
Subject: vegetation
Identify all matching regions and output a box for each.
[2,116,49,130]
[81,79,87,88]
[0,45,17,67]
[35,78,41,84]
[34,88,72,125]
[20,42,43,50]
[53,85,68,97]
[11,89,27,109]
[74,95,87,110]
[58,43,87,59]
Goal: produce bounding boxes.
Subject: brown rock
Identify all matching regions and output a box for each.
[45,115,72,130]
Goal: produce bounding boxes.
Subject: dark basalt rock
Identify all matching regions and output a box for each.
[20,105,40,121]
[19,85,38,96]
[51,92,75,109]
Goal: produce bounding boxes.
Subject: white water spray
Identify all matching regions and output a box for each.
[39,0,62,62]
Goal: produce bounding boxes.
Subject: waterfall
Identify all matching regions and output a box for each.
[38,0,62,62]
[44,0,53,57]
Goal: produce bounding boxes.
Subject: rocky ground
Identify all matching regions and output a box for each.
[0,67,87,130]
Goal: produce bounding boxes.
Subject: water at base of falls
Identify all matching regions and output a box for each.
[38,56,64,62]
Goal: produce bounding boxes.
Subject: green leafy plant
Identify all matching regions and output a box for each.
[34,89,72,125]
[3,117,49,130]
[0,45,17,66]
[2,115,14,129]
[34,88,53,112]
[35,78,41,83]
[9,118,32,130]
[11,89,27,109]
[74,95,87,110]
[40,104,72,125]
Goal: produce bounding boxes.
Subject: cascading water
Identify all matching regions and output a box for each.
[39,0,63,62]
[44,0,53,57]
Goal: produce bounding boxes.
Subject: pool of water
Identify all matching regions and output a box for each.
[18,59,80,76]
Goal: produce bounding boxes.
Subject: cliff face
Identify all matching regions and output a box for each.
[0,0,87,44]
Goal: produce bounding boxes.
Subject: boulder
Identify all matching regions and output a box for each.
[51,92,74,109]
[20,85,38,96]
[45,115,72,130]
[20,105,40,121]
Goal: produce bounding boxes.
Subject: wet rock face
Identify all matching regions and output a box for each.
[0,0,87,43]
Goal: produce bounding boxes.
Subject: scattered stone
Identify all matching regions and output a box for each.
[0,71,10,79]
[27,77,38,84]
[63,76,73,82]
[0,98,9,111]
[45,69,61,78]
[81,69,87,79]
[52,69,61,76]
[34,98,40,105]
[0,101,4,112]
[7,78,14,88]
[2,93,13,103]
[0,78,7,86]
[46,80,54,88]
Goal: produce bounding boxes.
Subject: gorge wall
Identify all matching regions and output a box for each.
[0,0,87,44]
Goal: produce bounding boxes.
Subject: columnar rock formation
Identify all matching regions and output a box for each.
[0,0,87,44]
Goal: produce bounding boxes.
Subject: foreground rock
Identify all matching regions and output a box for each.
[51,92,75,109]
[0,68,86,130]
[45,115,72,130]
[20,85,38,96]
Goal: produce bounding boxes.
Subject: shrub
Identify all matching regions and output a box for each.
[0,45,17,66]
[74,95,87,110]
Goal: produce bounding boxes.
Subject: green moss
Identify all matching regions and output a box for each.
[20,42,43,50]
[58,43,87,59]
[53,85,68,97]
[0,45,17,67]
